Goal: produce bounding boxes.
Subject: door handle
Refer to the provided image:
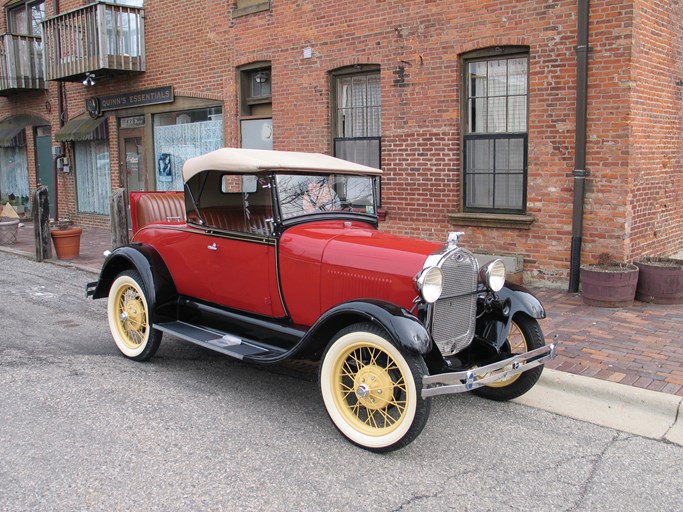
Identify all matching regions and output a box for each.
[207,243,218,251]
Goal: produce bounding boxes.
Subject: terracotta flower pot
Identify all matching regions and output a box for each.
[580,263,639,307]
[51,226,82,260]
[635,258,683,304]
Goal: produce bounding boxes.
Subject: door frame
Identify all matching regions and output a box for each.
[118,127,145,191]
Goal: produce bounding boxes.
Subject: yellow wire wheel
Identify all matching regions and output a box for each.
[320,323,430,452]
[107,270,161,361]
[485,319,527,388]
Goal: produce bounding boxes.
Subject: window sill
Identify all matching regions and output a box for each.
[448,212,535,230]
[232,2,270,19]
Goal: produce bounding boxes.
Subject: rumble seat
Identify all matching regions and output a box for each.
[133,192,185,233]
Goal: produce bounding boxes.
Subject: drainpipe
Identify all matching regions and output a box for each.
[54,0,63,218]
[568,0,590,293]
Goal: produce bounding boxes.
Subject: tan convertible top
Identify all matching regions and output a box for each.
[182,148,382,183]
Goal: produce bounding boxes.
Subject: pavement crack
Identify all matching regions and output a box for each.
[663,397,683,443]
[569,432,621,511]
[390,465,495,511]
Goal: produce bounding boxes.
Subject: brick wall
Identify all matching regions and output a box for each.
[626,0,683,259]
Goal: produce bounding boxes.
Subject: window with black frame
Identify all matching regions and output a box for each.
[463,51,529,213]
[332,67,381,170]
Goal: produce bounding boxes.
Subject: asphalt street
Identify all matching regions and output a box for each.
[1,251,683,511]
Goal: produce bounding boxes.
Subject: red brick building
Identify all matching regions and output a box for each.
[0,0,681,286]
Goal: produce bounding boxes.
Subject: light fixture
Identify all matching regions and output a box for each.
[254,71,270,83]
[82,72,96,87]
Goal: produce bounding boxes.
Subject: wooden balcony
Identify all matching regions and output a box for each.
[0,34,46,95]
[43,1,145,82]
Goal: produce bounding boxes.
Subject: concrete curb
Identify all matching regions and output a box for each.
[0,245,100,275]
[514,368,683,446]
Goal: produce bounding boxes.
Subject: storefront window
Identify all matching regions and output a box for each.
[153,107,223,191]
[0,146,29,212]
[75,140,111,214]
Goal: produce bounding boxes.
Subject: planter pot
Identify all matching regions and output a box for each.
[51,227,82,260]
[580,263,639,307]
[635,258,683,304]
[0,218,19,245]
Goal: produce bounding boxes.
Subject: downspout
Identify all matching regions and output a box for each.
[568,0,590,293]
[54,0,63,130]
[54,0,63,218]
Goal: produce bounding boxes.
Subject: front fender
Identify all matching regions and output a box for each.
[496,282,546,320]
[88,245,177,323]
[483,283,546,349]
[304,299,432,357]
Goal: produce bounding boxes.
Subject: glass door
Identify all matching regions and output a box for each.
[120,129,144,192]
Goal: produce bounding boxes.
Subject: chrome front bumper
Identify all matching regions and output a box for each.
[421,343,558,398]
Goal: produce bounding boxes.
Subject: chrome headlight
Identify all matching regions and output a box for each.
[416,266,443,304]
[480,259,506,292]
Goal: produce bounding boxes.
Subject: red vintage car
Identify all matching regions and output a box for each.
[87,148,557,452]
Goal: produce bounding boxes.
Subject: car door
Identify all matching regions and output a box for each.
[162,173,284,317]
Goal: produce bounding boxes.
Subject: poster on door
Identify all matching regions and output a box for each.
[157,153,172,182]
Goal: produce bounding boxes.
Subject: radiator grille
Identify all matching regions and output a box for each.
[429,249,478,355]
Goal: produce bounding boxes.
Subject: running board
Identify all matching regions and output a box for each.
[154,321,285,360]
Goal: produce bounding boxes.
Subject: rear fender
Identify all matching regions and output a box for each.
[89,245,177,323]
[300,299,432,359]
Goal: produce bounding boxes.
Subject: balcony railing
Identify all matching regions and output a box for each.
[43,1,145,82]
[0,34,46,95]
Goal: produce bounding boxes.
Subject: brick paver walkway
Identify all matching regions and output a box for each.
[537,288,683,396]
[3,220,682,397]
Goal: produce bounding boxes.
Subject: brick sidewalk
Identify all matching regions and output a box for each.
[3,220,682,397]
[537,288,683,396]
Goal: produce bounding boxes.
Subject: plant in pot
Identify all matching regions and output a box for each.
[580,252,639,307]
[634,257,683,304]
[50,219,82,260]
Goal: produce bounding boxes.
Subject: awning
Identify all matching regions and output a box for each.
[0,114,49,147]
[0,124,25,147]
[55,116,108,142]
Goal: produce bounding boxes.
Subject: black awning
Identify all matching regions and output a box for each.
[55,116,108,142]
[0,123,25,147]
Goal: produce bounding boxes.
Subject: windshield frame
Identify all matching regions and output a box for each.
[273,172,379,224]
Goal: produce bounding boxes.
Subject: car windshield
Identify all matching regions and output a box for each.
[276,173,376,220]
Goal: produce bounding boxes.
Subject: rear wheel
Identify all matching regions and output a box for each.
[472,314,545,401]
[319,323,431,452]
[107,270,161,361]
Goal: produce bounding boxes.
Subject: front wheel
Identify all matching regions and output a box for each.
[319,323,431,452]
[472,314,545,402]
[107,270,162,361]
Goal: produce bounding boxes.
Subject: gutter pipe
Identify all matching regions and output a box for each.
[568,0,590,293]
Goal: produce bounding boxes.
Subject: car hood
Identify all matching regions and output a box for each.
[279,220,443,324]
